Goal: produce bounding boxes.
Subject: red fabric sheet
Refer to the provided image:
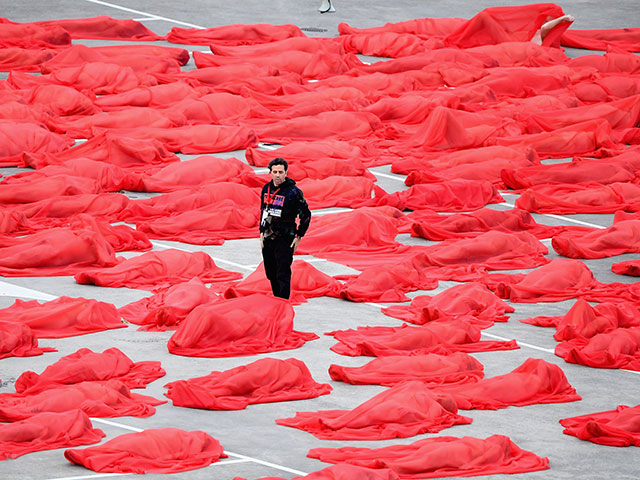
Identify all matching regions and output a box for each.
[560,404,640,446]
[612,259,640,276]
[21,83,98,116]
[408,208,573,241]
[0,321,56,359]
[562,28,640,52]
[168,294,318,357]
[327,321,518,357]
[64,428,226,474]
[119,278,219,332]
[552,219,640,258]
[15,347,165,394]
[555,327,640,371]
[329,352,484,387]
[429,358,580,410]
[0,227,119,277]
[0,21,71,48]
[221,260,343,305]
[233,464,400,480]
[75,249,242,291]
[165,357,331,410]
[307,434,549,478]
[0,120,74,167]
[0,296,125,338]
[0,47,58,72]
[276,380,472,440]
[0,410,104,460]
[246,139,376,167]
[300,176,385,209]
[382,282,514,326]
[0,380,164,422]
[369,180,504,211]
[167,23,305,46]
[32,16,164,41]
[0,174,101,204]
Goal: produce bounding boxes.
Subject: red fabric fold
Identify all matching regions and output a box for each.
[560,404,640,446]
[555,327,640,371]
[165,357,331,410]
[552,219,640,258]
[0,321,56,359]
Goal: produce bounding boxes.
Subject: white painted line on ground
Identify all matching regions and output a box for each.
[83,0,206,29]
[498,202,606,229]
[0,280,58,300]
[89,419,307,477]
[481,331,555,353]
[43,473,128,480]
[312,208,352,216]
[132,16,161,22]
[371,171,406,181]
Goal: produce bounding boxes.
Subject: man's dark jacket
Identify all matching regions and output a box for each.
[259,178,311,238]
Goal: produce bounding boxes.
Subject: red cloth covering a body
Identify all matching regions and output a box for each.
[429,358,580,410]
[522,298,640,342]
[444,3,566,48]
[74,249,242,291]
[0,296,124,338]
[209,35,342,56]
[307,434,549,478]
[0,174,101,204]
[93,80,205,110]
[382,282,514,326]
[102,124,258,155]
[64,428,226,474]
[63,214,151,252]
[0,47,58,72]
[368,180,504,212]
[6,193,131,230]
[221,260,343,305]
[245,139,375,168]
[233,464,400,480]
[32,16,164,41]
[552,220,640,258]
[327,321,518,357]
[276,380,472,440]
[485,258,602,303]
[165,357,331,410]
[329,353,484,387]
[0,120,74,167]
[122,182,258,222]
[119,278,219,332]
[0,380,164,422]
[612,259,640,276]
[0,21,71,48]
[0,321,56,359]
[0,227,119,277]
[560,404,640,447]
[23,131,178,170]
[299,176,385,209]
[554,327,640,371]
[15,347,165,394]
[168,294,318,358]
[562,28,640,52]
[0,410,104,460]
[21,84,98,116]
[135,200,258,245]
[501,158,638,190]
[340,32,440,58]
[167,23,305,46]
[135,155,261,193]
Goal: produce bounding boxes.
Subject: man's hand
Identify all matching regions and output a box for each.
[290,236,301,252]
[260,233,264,249]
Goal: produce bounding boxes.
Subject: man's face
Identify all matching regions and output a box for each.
[270,165,287,186]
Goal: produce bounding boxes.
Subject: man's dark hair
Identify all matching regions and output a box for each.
[268,157,288,172]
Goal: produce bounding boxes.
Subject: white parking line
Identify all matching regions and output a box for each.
[498,202,606,229]
[82,0,206,29]
[371,171,406,181]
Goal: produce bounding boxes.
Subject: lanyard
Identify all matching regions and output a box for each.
[265,184,281,206]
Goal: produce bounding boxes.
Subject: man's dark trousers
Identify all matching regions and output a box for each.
[262,234,294,299]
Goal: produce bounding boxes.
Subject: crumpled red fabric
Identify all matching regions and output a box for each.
[329,352,484,387]
[307,434,550,478]
[560,404,640,446]
[429,358,581,410]
[555,326,640,371]
[165,357,331,410]
[276,380,472,440]
[0,410,104,460]
[64,428,226,474]
[74,248,242,291]
[0,296,124,338]
[612,258,640,276]
[0,174,101,204]
[0,21,71,48]
[382,282,514,326]
[168,294,318,357]
[562,28,640,52]
[167,23,305,46]
[327,321,518,357]
[15,347,165,394]
[0,321,56,359]
[0,120,74,167]
[0,380,164,422]
[233,464,400,480]
[17,16,165,41]
[119,278,219,331]
[221,260,343,304]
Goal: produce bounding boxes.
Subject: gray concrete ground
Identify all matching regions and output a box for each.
[0,1,639,479]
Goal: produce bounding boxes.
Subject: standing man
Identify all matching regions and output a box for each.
[260,157,311,299]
